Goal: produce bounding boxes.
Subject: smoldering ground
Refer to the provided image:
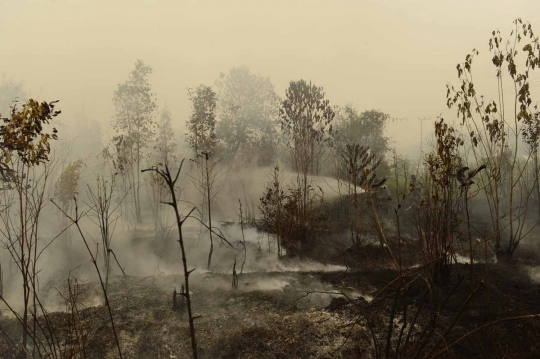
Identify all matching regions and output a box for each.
[0,165,357,314]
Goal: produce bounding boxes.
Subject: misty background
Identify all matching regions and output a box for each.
[2,0,539,160]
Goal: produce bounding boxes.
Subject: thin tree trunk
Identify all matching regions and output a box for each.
[535,147,540,220]
[205,153,214,270]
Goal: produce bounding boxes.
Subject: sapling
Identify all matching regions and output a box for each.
[85,173,129,291]
[52,198,123,359]
[142,160,200,359]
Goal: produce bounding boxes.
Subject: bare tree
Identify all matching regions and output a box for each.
[142,160,200,359]
[190,151,225,269]
[86,173,129,291]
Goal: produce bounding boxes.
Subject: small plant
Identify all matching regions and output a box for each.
[413,119,464,284]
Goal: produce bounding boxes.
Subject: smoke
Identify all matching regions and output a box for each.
[0,161,360,317]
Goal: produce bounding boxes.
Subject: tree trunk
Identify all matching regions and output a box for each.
[205,153,214,270]
[535,147,540,221]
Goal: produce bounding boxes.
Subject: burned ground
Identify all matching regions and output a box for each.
[1,239,540,359]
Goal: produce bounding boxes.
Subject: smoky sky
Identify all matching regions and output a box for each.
[1,0,539,158]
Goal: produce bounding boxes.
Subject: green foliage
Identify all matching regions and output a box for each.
[447,19,540,146]
[216,66,280,165]
[427,119,464,190]
[416,119,464,283]
[111,59,157,224]
[154,106,177,165]
[186,85,218,156]
[279,80,335,174]
[110,134,135,175]
[446,19,540,258]
[333,106,390,161]
[112,59,157,159]
[54,159,84,208]
[0,99,60,166]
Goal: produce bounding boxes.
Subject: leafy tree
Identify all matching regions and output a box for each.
[333,106,390,164]
[216,66,280,165]
[446,19,540,260]
[155,105,177,166]
[54,159,84,248]
[279,80,335,257]
[112,59,157,224]
[279,79,335,176]
[337,144,382,244]
[186,85,222,269]
[186,85,217,156]
[0,99,60,354]
[54,159,84,209]
[147,106,178,232]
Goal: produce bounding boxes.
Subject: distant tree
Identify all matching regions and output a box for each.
[155,105,177,166]
[0,74,26,115]
[186,85,217,156]
[279,79,335,176]
[112,59,157,224]
[54,159,84,248]
[216,66,280,165]
[333,106,390,167]
[279,80,334,257]
[54,160,84,207]
[186,85,222,269]
[57,113,103,161]
[147,106,178,232]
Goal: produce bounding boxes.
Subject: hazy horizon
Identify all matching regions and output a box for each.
[2,0,540,158]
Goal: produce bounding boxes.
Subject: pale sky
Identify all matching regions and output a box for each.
[1,0,539,158]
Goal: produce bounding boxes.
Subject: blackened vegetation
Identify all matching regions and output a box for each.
[142,161,200,359]
[2,18,540,359]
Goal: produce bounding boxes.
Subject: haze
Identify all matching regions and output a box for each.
[2,0,538,157]
[2,2,540,358]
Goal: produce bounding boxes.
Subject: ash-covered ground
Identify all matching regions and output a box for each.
[2,221,540,359]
